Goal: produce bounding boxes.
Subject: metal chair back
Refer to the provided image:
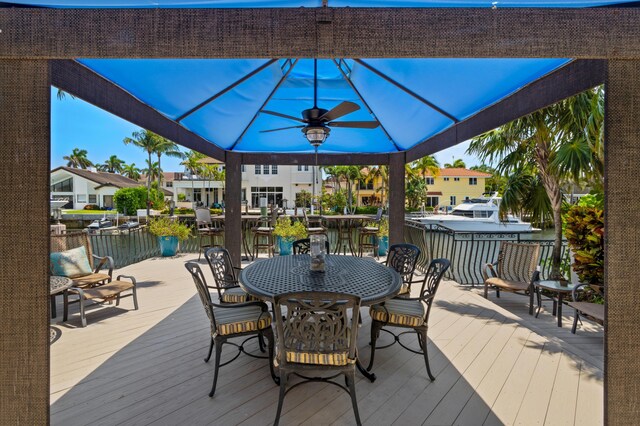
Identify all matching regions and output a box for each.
[418,258,450,323]
[386,243,421,283]
[204,247,238,300]
[185,261,217,333]
[292,238,330,255]
[273,291,361,366]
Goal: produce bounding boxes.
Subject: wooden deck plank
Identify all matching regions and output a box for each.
[48,255,602,426]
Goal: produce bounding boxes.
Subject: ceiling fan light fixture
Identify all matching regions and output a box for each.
[302,126,330,147]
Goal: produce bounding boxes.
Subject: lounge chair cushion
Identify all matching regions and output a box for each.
[485,277,530,292]
[50,246,92,278]
[221,287,253,303]
[79,280,134,300]
[72,273,112,287]
[370,298,425,327]
[567,301,605,322]
[214,305,271,336]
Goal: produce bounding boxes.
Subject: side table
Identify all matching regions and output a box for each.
[50,276,73,319]
[534,280,577,327]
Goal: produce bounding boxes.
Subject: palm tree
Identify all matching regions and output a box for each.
[154,138,183,189]
[142,159,161,182]
[63,148,93,169]
[97,155,125,173]
[467,88,603,279]
[444,158,466,168]
[122,163,141,181]
[180,150,206,205]
[123,129,162,213]
[370,165,389,207]
[410,155,440,182]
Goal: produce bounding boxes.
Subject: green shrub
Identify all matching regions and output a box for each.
[564,205,604,285]
[355,206,379,215]
[273,216,307,240]
[177,193,187,201]
[147,216,192,241]
[83,204,100,210]
[113,186,165,214]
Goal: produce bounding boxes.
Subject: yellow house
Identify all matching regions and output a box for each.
[424,168,492,208]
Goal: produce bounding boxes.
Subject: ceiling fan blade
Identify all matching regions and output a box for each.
[328,121,380,129]
[319,101,360,122]
[259,125,305,133]
[261,110,305,122]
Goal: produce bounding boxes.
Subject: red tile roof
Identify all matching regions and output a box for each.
[425,168,492,178]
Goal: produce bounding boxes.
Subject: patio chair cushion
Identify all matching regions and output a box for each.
[485,277,530,292]
[370,298,425,327]
[255,227,273,232]
[50,246,92,278]
[71,273,112,287]
[362,226,379,232]
[221,287,253,303]
[214,305,272,336]
[285,351,352,366]
[306,227,326,233]
[567,301,605,322]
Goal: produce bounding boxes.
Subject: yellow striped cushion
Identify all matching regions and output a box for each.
[221,287,253,303]
[285,351,352,366]
[370,299,425,327]
[214,305,271,336]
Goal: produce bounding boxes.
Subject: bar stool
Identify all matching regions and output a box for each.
[196,207,224,260]
[252,209,276,259]
[357,208,383,259]
[303,209,327,237]
[334,217,357,255]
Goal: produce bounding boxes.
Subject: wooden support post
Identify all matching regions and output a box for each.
[388,152,406,246]
[225,152,242,266]
[604,60,640,426]
[0,60,50,424]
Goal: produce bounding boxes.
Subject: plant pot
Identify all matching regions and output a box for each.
[378,236,389,256]
[278,236,295,256]
[158,236,179,257]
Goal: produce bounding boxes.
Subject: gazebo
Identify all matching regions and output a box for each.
[0,1,638,424]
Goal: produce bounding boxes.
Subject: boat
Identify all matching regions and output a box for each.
[416,193,537,233]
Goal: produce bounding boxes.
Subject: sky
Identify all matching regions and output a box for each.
[51,87,478,172]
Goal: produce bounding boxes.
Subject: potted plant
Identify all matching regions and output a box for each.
[377,217,389,256]
[148,216,192,257]
[564,205,604,287]
[273,216,307,255]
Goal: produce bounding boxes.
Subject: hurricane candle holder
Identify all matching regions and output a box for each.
[310,234,326,272]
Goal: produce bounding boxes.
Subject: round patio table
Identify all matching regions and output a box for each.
[50,276,72,319]
[239,254,402,381]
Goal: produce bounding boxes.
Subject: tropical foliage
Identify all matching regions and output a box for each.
[272,216,308,240]
[63,148,93,169]
[444,158,466,168]
[122,163,141,180]
[564,205,604,285]
[467,87,604,279]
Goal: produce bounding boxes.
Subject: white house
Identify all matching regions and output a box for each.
[170,163,316,208]
[50,166,171,210]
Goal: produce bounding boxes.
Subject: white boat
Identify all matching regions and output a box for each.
[416,193,537,233]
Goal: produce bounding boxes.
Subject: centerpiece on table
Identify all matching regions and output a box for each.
[148,216,192,257]
[273,216,307,256]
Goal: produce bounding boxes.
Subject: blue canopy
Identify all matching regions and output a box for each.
[74,57,569,153]
[4,0,639,7]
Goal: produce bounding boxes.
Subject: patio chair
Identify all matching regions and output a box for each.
[567,283,605,334]
[204,247,253,304]
[185,262,276,397]
[195,207,223,260]
[386,243,421,296]
[273,291,362,426]
[50,232,138,327]
[483,242,541,315]
[252,208,277,258]
[302,209,327,237]
[292,238,330,255]
[368,258,450,380]
[358,207,383,258]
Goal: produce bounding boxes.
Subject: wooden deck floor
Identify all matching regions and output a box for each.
[50,254,604,426]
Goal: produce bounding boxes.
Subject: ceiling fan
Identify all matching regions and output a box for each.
[260,59,380,147]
